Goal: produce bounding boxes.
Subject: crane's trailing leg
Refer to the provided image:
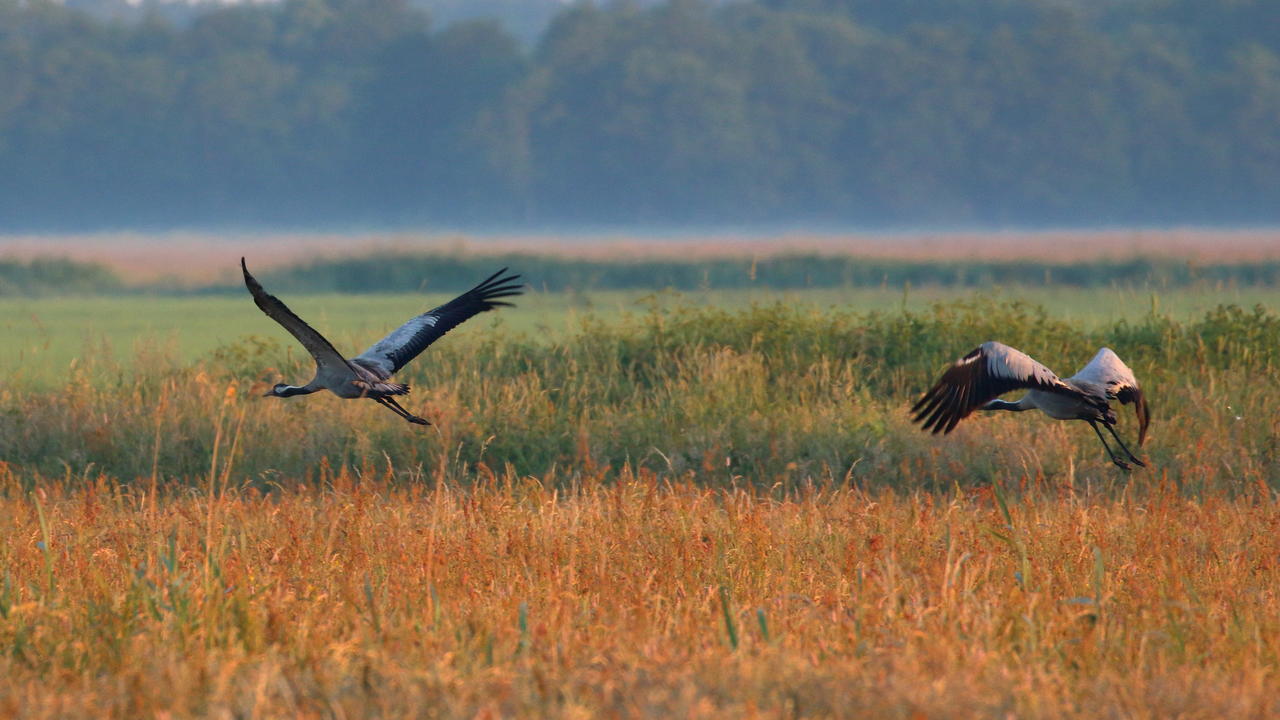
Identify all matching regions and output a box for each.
[1103,423,1145,467]
[375,396,425,425]
[1088,421,1131,471]
[372,396,403,419]
[376,396,430,425]
[386,396,430,425]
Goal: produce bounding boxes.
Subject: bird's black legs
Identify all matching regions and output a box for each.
[387,397,431,425]
[373,397,406,420]
[376,396,430,426]
[377,397,428,425]
[1089,421,1131,471]
[1103,423,1146,467]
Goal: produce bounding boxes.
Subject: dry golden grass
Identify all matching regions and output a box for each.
[1,463,1278,718]
[4,228,1279,284]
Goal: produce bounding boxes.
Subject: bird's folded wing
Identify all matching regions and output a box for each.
[241,258,351,373]
[912,341,1082,434]
[354,268,523,377]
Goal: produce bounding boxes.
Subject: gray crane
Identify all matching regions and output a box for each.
[912,342,1150,469]
[241,258,522,426]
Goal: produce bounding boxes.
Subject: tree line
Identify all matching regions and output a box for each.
[0,0,1276,229]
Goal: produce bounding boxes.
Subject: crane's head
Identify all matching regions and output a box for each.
[265,383,295,398]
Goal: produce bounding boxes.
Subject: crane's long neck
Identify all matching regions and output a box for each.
[983,397,1035,412]
[278,384,318,397]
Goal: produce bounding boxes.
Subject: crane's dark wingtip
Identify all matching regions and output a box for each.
[910,394,929,415]
[480,266,511,286]
[240,257,259,289]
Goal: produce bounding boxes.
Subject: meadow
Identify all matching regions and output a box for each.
[2,470,1279,717]
[6,285,1280,388]
[2,243,1280,716]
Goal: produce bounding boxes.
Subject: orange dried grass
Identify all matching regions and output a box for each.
[0,463,1276,718]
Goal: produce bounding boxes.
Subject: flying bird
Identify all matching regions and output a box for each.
[241,258,522,425]
[912,342,1150,469]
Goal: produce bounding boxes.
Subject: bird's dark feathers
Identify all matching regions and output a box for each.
[240,257,352,373]
[354,268,524,378]
[911,342,1084,435]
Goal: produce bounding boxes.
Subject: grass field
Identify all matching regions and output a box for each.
[5,285,1280,387]
[3,242,1280,716]
[2,470,1278,717]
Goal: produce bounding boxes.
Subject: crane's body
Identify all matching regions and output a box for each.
[913,342,1150,469]
[263,364,405,400]
[984,389,1101,420]
[241,258,522,425]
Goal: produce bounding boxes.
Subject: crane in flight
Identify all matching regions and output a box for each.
[241,258,522,426]
[912,342,1150,469]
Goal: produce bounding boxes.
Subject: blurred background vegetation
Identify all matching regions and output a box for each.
[10,253,1280,296]
[0,0,1276,229]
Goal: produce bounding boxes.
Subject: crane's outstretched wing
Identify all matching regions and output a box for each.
[241,258,351,374]
[1070,347,1150,445]
[912,341,1088,435]
[353,268,523,379]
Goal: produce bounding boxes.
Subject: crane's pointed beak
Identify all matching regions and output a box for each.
[262,390,276,397]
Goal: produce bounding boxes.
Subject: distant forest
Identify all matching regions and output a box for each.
[0,0,1277,229]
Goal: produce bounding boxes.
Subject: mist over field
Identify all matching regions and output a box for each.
[1,0,1277,230]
